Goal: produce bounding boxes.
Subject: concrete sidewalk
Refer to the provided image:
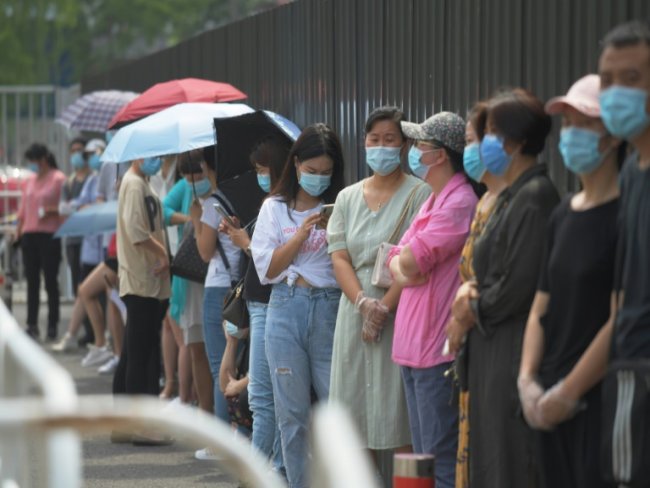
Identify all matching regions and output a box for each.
[10,300,239,488]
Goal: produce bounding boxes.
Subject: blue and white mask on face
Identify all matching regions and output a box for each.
[599,85,650,140]
[559,127,607,175]
[366,146,402,175]
[70,152,85,170]
[479,134,512,176]
[257,173,271,193]
[192,177,212,196]
[88,153,102,171]
[407,146,431,180]
[141,157,162,176]
[299,172,331,197]
[462,143,485,182]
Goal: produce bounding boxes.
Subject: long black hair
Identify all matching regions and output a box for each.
[25,143,57,169]
[249,135,292,188]
[271,123,345,206]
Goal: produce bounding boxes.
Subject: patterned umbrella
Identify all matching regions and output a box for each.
[57,90,139,132]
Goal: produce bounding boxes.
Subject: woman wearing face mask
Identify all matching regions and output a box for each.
[452,89,559,487]
[61,137,92,343]
[191,147,248,460]
[251,124,344,488]
[445,102,507,488]
[387,112,477,488]
[113,155,171,445]
[162,150,214,415]
[219,135,291,471]
[326,107,429,465]
[517,74,622,488]
[17,143,66,340]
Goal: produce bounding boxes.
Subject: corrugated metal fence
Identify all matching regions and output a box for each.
[82,0,650,191]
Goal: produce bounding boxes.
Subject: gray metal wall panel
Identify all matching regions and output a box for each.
[82,0,650,191]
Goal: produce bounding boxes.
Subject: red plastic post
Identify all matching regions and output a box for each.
[393,453,435,488]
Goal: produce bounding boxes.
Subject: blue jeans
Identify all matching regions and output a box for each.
[401,362,458,488]
[247,300,283,471]
[202,286,230,422]
[265,283,341,488]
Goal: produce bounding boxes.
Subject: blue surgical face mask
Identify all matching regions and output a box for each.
[70,152,85,170]
[27,162,39,173]
[366,146,402,176]
[299,172,331,197]
[559,127,606,175]
[193,177,212,196]
[599,85,650,140]
[141,157,162,176]
[407,146,431,180]
[225,321,247,339]
[463,143,485,182]
[257,173,271,193]
[480,134,512,176]
[88,153,102,171]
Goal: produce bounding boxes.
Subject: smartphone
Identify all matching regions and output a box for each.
[320,204,335,218]
[213,203,237,228]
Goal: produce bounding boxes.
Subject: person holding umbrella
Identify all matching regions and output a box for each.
[219,135,292,471]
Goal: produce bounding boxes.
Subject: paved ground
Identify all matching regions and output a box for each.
[11,299,239,488]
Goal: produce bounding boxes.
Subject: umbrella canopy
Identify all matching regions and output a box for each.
[56,90,139,133]
[55,200,117,238]
[213,110,300,182]
[212,110,300,226]
[108,78,247,129]
[101,102,254,163]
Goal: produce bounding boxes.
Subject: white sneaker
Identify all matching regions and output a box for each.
[195,447,222,461]
[97,355,120,375]
[51,333,76,352]
[81,346,113,367]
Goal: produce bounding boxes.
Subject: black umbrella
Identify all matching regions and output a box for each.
[212,110,300,226]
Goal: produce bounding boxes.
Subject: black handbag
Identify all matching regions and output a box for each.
[170,222,208,283]
[223,277,249,329]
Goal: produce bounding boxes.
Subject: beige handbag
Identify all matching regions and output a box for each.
[371,187,420,288]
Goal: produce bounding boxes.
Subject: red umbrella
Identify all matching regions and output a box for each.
[108,78,247,129]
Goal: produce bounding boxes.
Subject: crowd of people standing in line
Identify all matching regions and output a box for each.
[15,20,650,488]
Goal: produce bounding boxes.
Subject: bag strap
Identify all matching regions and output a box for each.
[387,185,420,244]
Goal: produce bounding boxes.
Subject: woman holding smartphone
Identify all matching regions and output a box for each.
[251,124,344,488]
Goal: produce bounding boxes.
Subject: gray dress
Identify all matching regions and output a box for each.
[327,175,430,449]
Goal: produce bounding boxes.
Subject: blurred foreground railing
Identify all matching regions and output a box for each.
[0,298,379,487]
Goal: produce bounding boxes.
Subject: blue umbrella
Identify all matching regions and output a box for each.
[55,201,118,238]
[101,102,254,163]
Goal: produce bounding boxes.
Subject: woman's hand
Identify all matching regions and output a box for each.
[452,281,478,327]
[224,373,244,398]
[517,375,545,429]
[219,217,250,251]
[445,317,469,354]
[190,200,202,222]
[536,381,581,429]
[296,213,321,242]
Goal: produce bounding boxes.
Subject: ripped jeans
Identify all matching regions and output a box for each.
[265,282,341,488]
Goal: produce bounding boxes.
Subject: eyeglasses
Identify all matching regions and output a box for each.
[414,140,443,152]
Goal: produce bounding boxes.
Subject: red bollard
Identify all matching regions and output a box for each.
[393,453,435,488]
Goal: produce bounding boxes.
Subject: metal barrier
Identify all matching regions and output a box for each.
[0,298,378,487]
[0,298,81,487]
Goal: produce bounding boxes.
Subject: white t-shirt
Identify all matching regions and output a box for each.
[251,196,337,288]
[201,196,242,288]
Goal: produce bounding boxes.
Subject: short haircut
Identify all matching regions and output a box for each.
[480,88,552,157]
[602,20,650,50]
[364,106,406,140]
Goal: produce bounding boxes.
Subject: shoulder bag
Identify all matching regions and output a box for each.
[371,186,420,288]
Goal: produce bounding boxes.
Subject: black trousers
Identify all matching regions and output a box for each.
[21,232,61,336]
[65,242,82,294]
[113,295,168,396]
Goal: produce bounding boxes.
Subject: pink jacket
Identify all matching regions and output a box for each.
[389,173,477,368]
[18,170,65,234]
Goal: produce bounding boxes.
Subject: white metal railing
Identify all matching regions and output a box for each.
[0,298,378,487]
[0,298,81,487]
